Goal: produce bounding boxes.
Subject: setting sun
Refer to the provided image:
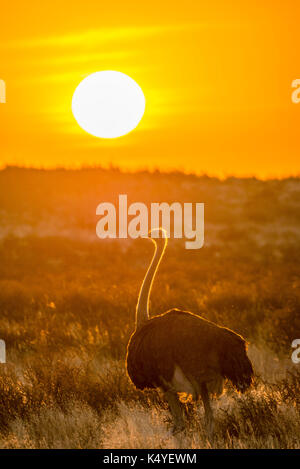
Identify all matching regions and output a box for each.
[1,1,299,176]
[71,71,145,139]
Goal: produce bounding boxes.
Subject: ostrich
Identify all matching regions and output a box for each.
[126,228,253,436]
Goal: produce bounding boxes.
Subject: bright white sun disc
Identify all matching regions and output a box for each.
[72,71,145,139]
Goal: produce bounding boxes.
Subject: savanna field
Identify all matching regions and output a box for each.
[0,167,299,449]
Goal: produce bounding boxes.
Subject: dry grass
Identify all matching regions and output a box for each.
[0,350,298,449]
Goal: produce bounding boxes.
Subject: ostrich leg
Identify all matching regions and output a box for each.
[164,390,185,433]
[200,382,214,438]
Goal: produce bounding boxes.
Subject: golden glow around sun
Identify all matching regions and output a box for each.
[71,71,145,139]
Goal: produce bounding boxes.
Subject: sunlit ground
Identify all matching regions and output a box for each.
[0,167,299,448]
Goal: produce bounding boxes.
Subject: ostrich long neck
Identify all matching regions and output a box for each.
[135,231,167,330]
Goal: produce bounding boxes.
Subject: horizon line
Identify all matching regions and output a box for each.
[1,164,300,182]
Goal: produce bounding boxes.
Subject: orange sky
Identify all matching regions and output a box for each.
[0,0,299,177]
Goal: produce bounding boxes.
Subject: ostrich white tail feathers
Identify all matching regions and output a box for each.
[135,228,168,330]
